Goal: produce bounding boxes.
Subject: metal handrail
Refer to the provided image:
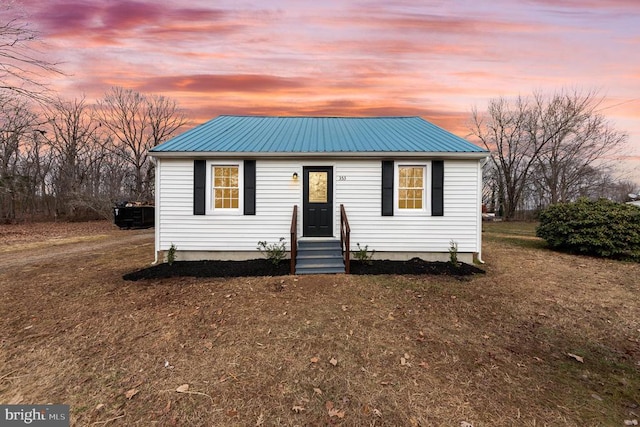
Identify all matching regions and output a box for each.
[340,204,351,274]
[290,205,298,275]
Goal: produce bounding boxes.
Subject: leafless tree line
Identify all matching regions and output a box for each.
[0,9,187,221]
[470,89,632,220]
[0,90,187,221]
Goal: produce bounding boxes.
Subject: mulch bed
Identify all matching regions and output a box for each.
[123,257,484,280]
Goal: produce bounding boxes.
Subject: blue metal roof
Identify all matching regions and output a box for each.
[150,115,486,154]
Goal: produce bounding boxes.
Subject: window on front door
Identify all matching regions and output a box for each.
[308,171,328,203]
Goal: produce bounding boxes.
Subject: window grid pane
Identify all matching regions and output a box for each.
[213,166,239,210]
[398,166,424,210]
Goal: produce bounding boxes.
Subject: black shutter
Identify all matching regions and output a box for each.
[431,160,444,216]
[382,160,394,216]
[193,159,206,215]
[244,160,256,215]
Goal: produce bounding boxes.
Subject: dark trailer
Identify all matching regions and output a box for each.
[113,204,154,229]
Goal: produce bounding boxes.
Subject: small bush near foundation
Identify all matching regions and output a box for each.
[257,238,287,264]
[352,243,375,265]
[167,243,177,265]
[448,240,459,266]
[536,198,640,261]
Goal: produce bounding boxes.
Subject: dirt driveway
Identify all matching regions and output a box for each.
[0,221,154,269]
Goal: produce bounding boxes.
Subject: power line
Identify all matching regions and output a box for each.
[595,98,639,113]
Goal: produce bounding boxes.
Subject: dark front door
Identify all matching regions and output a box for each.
[303,166,333,237]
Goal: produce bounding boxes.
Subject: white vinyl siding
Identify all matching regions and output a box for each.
[334,160,479,254]
[157,159,299,251]
[156,158,481,255]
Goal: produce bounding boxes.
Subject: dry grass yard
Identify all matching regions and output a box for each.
[0,221,638,426]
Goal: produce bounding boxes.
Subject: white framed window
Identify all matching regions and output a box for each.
[206,162,243,214]
[395,163,430,214]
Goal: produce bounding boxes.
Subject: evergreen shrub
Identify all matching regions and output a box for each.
[536,198,640,261]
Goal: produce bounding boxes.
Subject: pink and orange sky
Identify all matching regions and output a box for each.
[16,0,640,185]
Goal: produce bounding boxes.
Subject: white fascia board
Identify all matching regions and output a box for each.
[149,151,489,160]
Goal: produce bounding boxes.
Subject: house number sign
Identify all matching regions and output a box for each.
[337,175,347,181]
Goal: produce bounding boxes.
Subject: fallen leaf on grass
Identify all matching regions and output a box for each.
[173,383,213,401]
[623,421,638,426]
[125,388,139,399]
[313,387,323,395]
[255,413,264,426]
[310,357,319,363]
[373,408,382,418]
[328,408,346,418]
[291,405,305,413]
[204,341,213,350]
[329,357,338,366]
[567,353,584,363]
[460,422,474,427]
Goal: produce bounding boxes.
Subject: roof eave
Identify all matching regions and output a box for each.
[149,151,489,160]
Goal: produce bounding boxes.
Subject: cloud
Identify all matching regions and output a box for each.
[180,94,474,140]
[27,0,236,43]
[136,74,306,94]
[526,0,640,10]
[320,4,548,37]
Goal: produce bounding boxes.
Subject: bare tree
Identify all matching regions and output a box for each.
[44,96,103,218]
[481,160,500,213]
[615,179,640,203]
[25,126,54,216]
[95,87,187,201]
[470,95,533,220]
[534,110,627,204]
[0,95,40,220]
[471,89,624,219]
[0,3,62,101]
[84,147,130,219]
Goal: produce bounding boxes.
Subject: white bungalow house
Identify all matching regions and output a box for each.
[149,115,489,274]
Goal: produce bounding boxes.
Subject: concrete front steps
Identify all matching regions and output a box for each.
[295,238,345,275]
